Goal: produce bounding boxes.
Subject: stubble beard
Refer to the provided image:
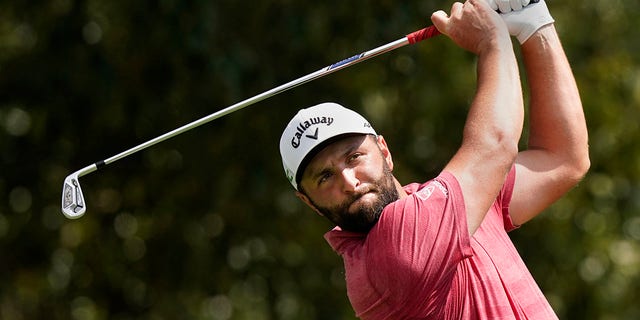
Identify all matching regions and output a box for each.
[313,162,399,233]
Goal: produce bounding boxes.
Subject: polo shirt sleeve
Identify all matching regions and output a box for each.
[498,165,518,231]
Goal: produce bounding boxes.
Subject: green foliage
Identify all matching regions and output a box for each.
[1,0,639,319]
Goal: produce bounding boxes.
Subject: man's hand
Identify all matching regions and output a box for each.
[501,0,555,43]
[431,0,511,55]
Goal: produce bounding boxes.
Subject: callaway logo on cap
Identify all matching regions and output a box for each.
[279,102,376,190]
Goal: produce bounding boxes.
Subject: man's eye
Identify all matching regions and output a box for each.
[348,153,362,162]
[318,172,332,185]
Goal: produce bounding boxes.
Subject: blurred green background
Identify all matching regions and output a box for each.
[1,0,639,319]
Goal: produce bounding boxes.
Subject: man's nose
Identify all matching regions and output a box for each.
[340,168,360,193]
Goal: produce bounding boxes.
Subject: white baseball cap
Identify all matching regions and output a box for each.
[280,102,377,190]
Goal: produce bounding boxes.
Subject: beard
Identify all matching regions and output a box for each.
[311,161,399,233]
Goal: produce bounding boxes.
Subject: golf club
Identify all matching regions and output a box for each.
[61,25,441,219]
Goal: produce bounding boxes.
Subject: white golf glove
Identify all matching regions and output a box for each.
[501,0,555,43]
[483,0,530,13]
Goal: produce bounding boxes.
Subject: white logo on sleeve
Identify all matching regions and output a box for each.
[415,185,435,200]
[415,180,448,200]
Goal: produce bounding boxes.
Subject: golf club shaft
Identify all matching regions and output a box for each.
[77,26,440,179]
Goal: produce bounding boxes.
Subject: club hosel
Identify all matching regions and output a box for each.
[95,160,107,170]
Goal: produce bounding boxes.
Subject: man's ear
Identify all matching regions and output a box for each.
[295,191,324,217]
[376,135,394,171]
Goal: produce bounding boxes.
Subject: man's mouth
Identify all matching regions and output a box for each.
[348,190,377,211]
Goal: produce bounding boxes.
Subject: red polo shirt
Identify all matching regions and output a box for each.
[325,168,558,319]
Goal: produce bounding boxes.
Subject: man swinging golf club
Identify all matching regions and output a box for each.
[279,0,589,319]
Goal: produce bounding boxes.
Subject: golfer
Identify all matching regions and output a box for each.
[279,0,589,318]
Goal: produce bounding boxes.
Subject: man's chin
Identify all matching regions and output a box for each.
[337,214,379,233]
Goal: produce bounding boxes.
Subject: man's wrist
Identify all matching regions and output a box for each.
[521,24,558,48]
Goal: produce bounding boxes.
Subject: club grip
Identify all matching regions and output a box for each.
[407,26,441,44]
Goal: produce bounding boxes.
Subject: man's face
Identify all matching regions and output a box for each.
[297,135,400,233]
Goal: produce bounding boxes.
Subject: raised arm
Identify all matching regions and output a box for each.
[432,0,524,235]
[509,22,590,225]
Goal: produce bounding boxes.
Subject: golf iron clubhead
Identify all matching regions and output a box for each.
[61,165,97,219]
[62,173,85,218]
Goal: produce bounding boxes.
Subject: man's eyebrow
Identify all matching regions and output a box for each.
[343,141,363,156]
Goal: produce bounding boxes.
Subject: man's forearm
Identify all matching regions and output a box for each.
[522,24,589,172]
[469,42,523,147]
